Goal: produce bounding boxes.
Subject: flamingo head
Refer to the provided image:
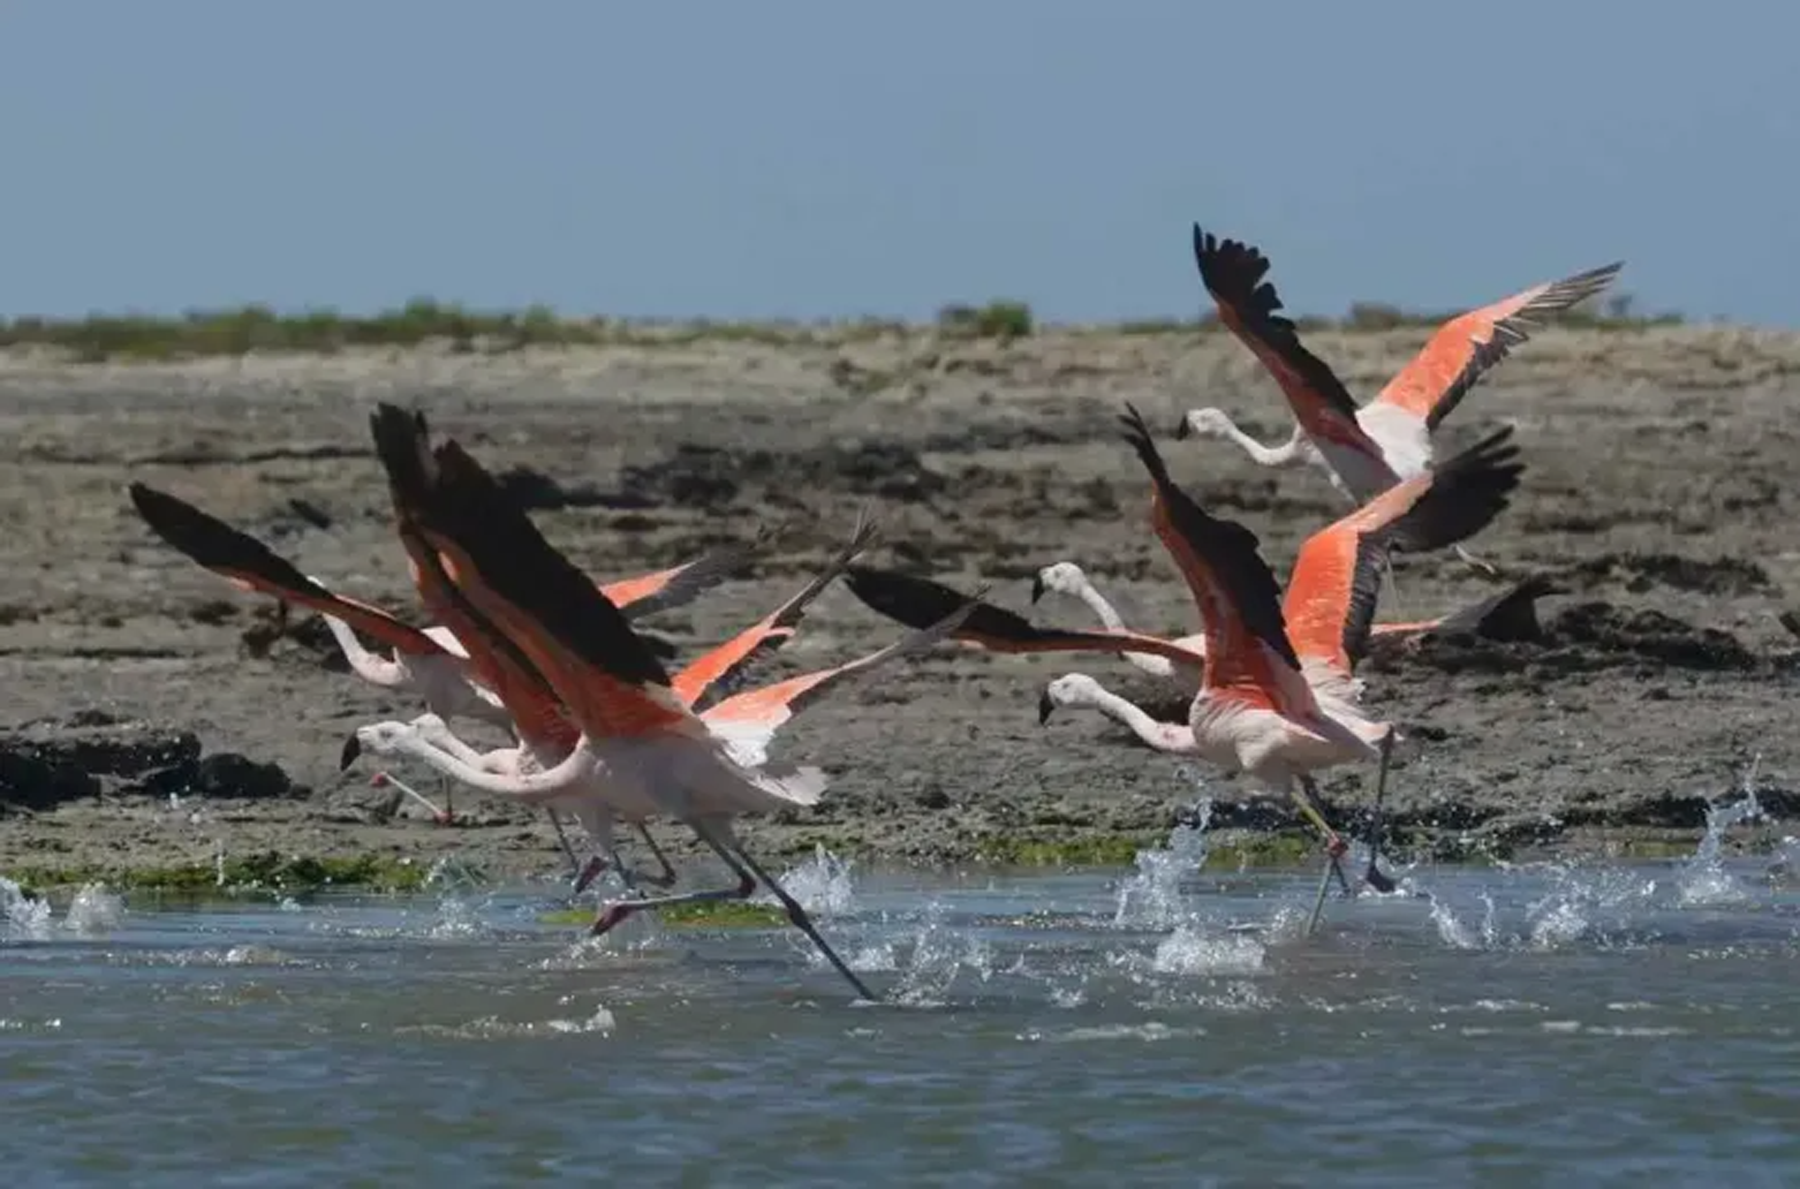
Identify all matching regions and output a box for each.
[1175,407,1232,441]
[339,721,415,771]
[1030,561,1087,605]
[1037,673,1104,726]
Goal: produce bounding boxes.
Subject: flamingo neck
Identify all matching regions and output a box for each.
[321,615,407,688]
[1067,681,1197,754]
[1215,416,1308,469]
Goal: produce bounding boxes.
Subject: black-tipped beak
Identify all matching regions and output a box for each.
[1037,689,1055,726]
[1030,574,1047,605]
[1172,415,1191,441]
[338,734,362,772]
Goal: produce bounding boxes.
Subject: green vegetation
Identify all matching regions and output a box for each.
[536,900,785,929]
[973,829,1325,870]
[0,290,1686,363]
[10,851,430,897]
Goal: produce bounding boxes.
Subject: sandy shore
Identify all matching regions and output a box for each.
[2,322,1798,889]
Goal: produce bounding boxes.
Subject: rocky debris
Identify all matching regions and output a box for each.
[0,711,304,809]
[618,440,946,511]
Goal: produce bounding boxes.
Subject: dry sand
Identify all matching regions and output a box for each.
[3,322,1799,887]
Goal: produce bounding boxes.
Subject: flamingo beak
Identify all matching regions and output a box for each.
[1037,689,1056,726]
[338,734,362,772]
[1172,414,1192,440]
[1029,574,1047,604]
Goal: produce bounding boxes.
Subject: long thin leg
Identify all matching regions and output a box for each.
[1454,545,1502,581]
[700,822,876,1002]
[1305,858,1334,937]
[633,823,679,888]
[587,833,757,937]
[1292,777,1353,898]
[1364,730,1398,894]
[544,807,582,880]
[372,771,452,824]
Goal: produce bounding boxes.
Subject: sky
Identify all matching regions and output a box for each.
[1,3,1791,326]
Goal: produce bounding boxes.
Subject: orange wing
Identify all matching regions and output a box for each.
[1369,261,1624,432]
[672,511,878,711]
[1284,427,1524,677]
[362,410,580,748]
[1191,225,1385,458]
[128,482,445,659]
[1117,403,1311,715]
[601,530,766,621]
[369,405,692,741]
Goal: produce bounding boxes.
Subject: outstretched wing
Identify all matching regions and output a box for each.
[841,565,1204,669]
[1370,261,1624,432]
[1283,426,1524,680]
[127,482,445,658]
[1192,225,1386,460]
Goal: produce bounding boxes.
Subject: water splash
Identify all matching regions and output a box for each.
[879,900,997,1006]
[1113,798,1212,930]
[1677,769,1764,907]
[764,845,856,916]
[0,876,52,940]
[62,883,125,935]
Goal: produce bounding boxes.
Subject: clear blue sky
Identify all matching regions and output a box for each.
[2,3,1790,325]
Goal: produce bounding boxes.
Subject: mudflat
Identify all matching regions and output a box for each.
[2,321,1797,887]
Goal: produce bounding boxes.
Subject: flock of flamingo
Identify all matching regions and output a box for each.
[125,225,1623,1001]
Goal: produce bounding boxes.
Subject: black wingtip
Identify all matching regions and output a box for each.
[1029,573,1047,604]
[1037,687,1055,726]
[338,733,361,772]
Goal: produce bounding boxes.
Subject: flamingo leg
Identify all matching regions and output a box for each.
[544,807,583,880]
[1305,858,1334,937]
[373,771,453,824]
[1294,776,1354,900]
[1364,730,1399,894]
[1454,544,1503,580]
[632,823,679,888]
[587,841,758,939]
[697,821,876,1002]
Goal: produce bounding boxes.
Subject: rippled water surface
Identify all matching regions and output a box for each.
[6,811,1800,1187]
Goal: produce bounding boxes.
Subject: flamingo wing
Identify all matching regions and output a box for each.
[127,482,445,658]
[367,416,582,750]
[699,590,978,766]
[1191,225,1385,459]
[601,530,768,620]
[369,404,691,740]
[841,565,1205,670]
[1116,403,1311,717]
[1370,261,1624,433]
[1283,426,1524,678]
[673,509,879,712]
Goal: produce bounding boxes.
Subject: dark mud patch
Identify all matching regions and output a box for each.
[617,440,947,511]
[1563,551,1773,596]
[0,711,304,810]
[1373,599,1760,678]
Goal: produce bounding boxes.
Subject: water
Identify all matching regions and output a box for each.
[5,808,1800,1187]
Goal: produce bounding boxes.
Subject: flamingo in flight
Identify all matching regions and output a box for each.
[1028,558,1555,695]
[1176,225,1618,575]
[844,406,1523,924]
[126,482,759,736]
[344,402,979,1000]
[343,500,888,901]
[126,481,756,880]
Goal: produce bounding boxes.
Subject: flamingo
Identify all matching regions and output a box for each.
[343,504,887,900]
[1028,558,1556,694]
[1176,224,1619,575]
[126,482,759,733]
[347,402,979,999]
[843,406,1524,924]
[126,481,746,885]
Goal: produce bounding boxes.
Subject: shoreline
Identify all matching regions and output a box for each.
[2,330,1799,897]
